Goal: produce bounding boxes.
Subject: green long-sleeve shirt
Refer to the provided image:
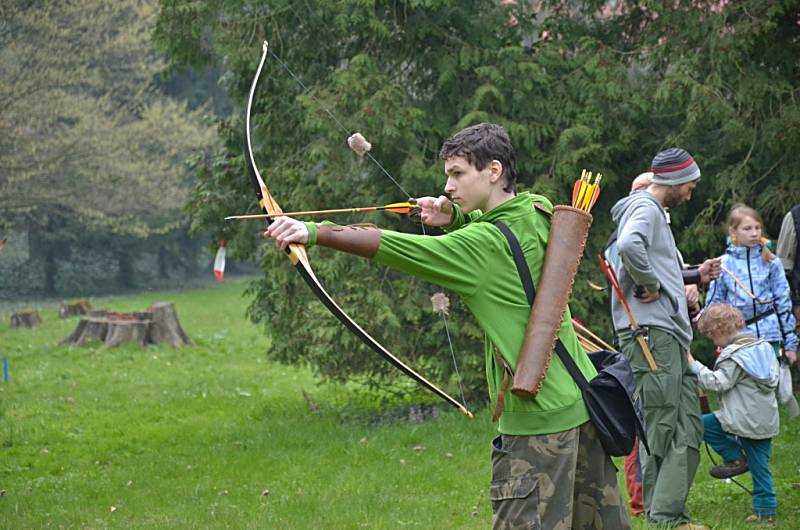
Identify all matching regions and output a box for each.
[307,192,593,435]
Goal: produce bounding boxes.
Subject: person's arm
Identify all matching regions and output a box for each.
[682,267,701,285]
[776,211,796,272]
[616,203,660,295]
[413,196,482,231]
[688,355,741,392]
[269,216,491,298]
[685,284,700,317]
[769,258,798,356]
[369,224,496,298]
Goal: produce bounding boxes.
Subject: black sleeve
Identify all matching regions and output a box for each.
[682,266,701,285]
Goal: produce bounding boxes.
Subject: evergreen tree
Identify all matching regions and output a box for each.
[156,0,800,401]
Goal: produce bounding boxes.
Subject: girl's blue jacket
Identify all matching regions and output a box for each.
[707,244,797,352]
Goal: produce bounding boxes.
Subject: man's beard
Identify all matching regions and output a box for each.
[663,190,684,208]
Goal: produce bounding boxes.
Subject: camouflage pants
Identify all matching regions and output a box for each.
[490,421,631,530]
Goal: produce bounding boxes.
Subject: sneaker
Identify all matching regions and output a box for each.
[709,457,748,479]
[745,513,776,526]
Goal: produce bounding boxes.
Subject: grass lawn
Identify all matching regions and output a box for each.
[1,279,798,528]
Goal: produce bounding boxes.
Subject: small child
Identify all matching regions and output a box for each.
[688,303,780,525]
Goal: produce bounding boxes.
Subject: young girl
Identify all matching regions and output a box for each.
[689,303,780,524]
[706,204,797,365]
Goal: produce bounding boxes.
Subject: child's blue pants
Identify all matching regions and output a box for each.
[703,413,776,517]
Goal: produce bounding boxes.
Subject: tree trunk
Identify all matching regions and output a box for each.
[158,246,169,278]
[43,247,57,295]
[116,249,135,289]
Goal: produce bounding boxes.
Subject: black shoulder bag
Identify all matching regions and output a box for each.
[495,221,650,457]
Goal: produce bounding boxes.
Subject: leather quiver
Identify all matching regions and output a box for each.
[511,205,592,399]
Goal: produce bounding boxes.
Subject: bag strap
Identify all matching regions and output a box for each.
[494,221,589,391]
[744,307,776,326]
[495,221,535,306]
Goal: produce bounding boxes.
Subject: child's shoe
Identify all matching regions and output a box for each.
[745,513,776,526]
[709,457,748,479]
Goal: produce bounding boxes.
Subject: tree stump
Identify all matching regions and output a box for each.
[148,302,192,347]
[59,299,92,319]
[72,318,110,346]
[105,317,152,348]
[10,309,41,328]
[59,303,191,348]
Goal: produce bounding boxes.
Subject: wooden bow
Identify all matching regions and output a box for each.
[244,41,472,418]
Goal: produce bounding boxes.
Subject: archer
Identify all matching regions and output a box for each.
[265,123,632,529]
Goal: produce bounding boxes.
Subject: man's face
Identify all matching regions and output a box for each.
[664,180,698,208]
[443,156,493,213]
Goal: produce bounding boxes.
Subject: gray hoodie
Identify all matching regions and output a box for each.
[610,191,692,349]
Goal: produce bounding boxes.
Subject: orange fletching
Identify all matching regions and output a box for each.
[381,202,416,214]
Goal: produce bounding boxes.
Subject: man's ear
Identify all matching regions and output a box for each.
[488,160,503,183]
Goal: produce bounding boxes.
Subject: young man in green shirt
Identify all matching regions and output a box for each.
[266,123,630,529]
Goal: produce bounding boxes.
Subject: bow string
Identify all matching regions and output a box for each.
[244,41,472,418]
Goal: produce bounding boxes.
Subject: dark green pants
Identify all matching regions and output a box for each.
[619,327,703,527]
[490,421,631,530]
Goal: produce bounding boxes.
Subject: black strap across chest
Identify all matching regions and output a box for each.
[494,221,590,390]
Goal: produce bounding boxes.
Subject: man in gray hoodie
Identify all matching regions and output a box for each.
[610,147,719,530]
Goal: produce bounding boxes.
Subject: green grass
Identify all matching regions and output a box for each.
[0,279,798,528]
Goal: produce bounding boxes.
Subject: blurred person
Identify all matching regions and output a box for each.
[776,204,800,325]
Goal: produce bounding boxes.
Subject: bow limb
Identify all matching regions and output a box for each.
[244,41,472,418]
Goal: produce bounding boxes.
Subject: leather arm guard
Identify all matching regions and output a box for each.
[315,223,381,259]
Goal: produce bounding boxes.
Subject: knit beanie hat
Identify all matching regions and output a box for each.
[651,148,701,186]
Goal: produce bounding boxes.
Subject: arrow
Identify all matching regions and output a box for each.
[225,202,417,221]
[597,255,658,370]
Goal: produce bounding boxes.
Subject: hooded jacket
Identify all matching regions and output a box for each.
[308,192,595,436]
[690,335,780,439]
[610,191,692,349]
[706,244,798,352]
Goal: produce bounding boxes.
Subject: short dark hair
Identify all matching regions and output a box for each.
[439,123,518,193]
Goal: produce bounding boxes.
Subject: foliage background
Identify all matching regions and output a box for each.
[154,0,800,401]
[0,0,223,298]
